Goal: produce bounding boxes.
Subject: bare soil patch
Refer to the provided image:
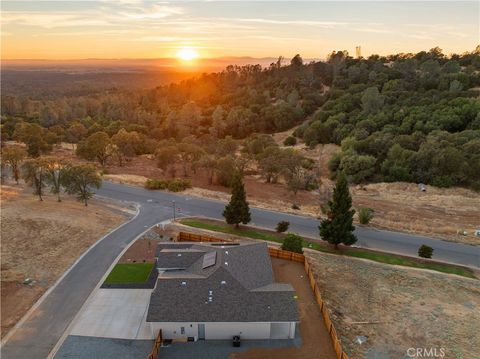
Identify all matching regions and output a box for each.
[0,182,129,337]
[307,251,480,359]
[1,281,45,338]
[351,182,480,245]
[118,239,158,264]
[230,258,336,359]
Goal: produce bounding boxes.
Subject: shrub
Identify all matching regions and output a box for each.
[145,178,191,192]
[418,244,434,259]
[283,136,297,146]
[306,181,319,191]
[291,203,300,210]
[281,233,303,254]
[431,176,454,188]
[358,207,374,225]
[167,178,192,192]
[145,179,167,190]
[320,203,330,215]
[276,220,290,233]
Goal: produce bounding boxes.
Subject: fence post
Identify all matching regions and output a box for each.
[265,247,349,359]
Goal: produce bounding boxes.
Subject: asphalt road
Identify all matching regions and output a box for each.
[1,181,478,359]
[97,181,479,268]
[1,202,168,359]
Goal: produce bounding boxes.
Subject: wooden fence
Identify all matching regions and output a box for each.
[271,247,349,359]
[173,231,349,359]
[177,231,233,243]
[268,247,305,262]
[147,329,162,359]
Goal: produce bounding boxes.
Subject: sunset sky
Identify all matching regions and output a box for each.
[2,1,478,60]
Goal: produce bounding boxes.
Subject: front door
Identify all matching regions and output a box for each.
[198,324,205,340]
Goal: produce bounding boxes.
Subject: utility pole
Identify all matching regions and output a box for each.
[172,200,176,221]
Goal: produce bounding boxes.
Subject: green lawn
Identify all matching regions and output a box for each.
[180,219,282,242]
[180,218,476,279]
[105,263,154,284]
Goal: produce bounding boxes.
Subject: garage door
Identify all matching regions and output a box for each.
[270,323,290,339]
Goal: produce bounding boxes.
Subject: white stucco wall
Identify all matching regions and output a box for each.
[150,322,198,340]
[149,321,296,340]
[270,322,290,339]
[204,322,271,340]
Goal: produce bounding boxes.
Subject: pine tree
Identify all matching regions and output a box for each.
[319,172,357,249]
[223,172,251,228]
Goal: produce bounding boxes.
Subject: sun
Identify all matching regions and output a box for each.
[176,48,198,61]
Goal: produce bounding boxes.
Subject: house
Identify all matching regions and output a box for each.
[146,241,299,341]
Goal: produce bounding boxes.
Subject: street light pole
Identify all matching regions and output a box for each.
[172,200,176,221]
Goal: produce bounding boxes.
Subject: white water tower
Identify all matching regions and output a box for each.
[356,46,362,59]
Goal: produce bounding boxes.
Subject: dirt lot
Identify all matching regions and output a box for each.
[0,182,130,337]
[231,258,336,359]
[48,143,480,245]
[118,238,158,264]
[307,251,480,359]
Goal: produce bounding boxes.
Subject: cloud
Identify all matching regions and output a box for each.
[237,18,347,28]
[137,36,220,42]
[353,27,392,34]
[1,12,111,29]
[124,4,183,19]
[1,3,184,29]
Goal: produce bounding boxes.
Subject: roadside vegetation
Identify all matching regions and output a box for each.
[180,218,475,279]
[145,178,191,192]
[1,145,102,206]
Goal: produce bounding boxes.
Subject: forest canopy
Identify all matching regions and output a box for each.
[2,47,480,189]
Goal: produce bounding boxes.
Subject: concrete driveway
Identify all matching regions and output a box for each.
[70,289,152,340]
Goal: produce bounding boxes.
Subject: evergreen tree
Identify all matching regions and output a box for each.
[319,172,357,249]
[223,172,251,227]
[281,233,303,253]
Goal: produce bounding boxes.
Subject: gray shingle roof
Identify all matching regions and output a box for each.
[147,267,297,322]
[157,251,205,270]
[147,241,299,323]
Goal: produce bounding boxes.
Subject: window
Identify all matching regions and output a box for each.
[181,327,185,335]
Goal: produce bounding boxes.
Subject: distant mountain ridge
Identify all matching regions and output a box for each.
[1,56,322,72]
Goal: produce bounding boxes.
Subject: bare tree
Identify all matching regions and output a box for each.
[22,158,48,201]
[44,157,70,202]
[2,146,27,184]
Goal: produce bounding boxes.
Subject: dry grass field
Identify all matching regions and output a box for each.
[0,182,130,337]
[48,143,480,244]
[307,251,480,359]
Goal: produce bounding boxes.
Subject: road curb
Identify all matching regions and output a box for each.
[47,219,169,359]
[0,201,140,348]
